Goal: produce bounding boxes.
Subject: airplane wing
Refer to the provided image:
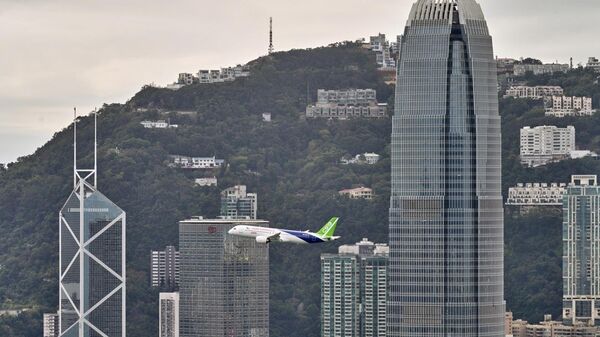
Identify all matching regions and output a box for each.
[267,232,281,242]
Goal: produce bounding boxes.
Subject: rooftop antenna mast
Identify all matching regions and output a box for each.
[73,107,98,189]
[73,107,77,189]
[268,17,274,55]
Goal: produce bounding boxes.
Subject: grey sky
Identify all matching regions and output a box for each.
[1,0,598,164]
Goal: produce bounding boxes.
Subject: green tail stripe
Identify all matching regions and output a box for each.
[317,217,339,237]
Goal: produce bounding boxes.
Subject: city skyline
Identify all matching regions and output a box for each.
[1,0,600,164]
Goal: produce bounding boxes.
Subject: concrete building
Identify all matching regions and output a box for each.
[262,112,272,122]
[367,33,396,70]
[196,65,250,84]
[321,239,388,337]
[390,1,505,336]
[339,187,373,200]
[505,86,564,99]
[194,177,218,187]
[520,125,576,167]
[497,58,518,75]
[43,313,59,337]
[151,246,180,289]
[159,292,179,337]
[563,175,600,326]
[179,218,269,337]
[306,89,387,119]
[509,315,598,337]
[178,73,196,85]
[514,63,570,76]
[546,96,594,117]
[506,183,567,206]
[140,120,179,129]
[505,312,514,337]
[220,185,257,220]
[587,57,600,72]
[169,156,225,169]
[340,153,381,165]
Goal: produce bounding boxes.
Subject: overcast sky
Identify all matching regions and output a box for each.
[1,0,598,164]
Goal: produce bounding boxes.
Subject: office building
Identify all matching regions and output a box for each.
[504,86,564,99]
[339,187,373,200]
[514,63,569,76]
[563,175,600,326]
[389,1,505,336]
[179,218,269,337]
[506,182,567,206]
[321,239,388,337]
[306,89,387,119]
[44,313,59,337]
[520,125,576,167]
[220,185,257,220]
[546,96,594,117]
[151,246,180,289]
[159,292,179,337]
[59,113,126,336]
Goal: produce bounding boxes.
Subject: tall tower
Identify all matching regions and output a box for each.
[388,1,504,336]
[59,110,126,337]
[563,175,600,326]
[268,17,274,55]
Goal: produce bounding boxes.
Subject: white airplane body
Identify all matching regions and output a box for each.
[228,217,340,244]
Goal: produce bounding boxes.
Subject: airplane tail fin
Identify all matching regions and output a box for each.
[316,217,339,238]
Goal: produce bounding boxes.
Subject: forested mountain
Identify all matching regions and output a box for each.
[0,42,599,336]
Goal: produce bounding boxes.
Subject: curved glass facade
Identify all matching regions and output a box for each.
[388,1,504,336]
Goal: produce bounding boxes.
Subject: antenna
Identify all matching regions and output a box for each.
[73,107,77,189]
[94,108,97,188]
[268,17,274,55]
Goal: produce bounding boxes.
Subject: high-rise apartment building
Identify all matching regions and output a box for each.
[563,175,600,326]
[321,239,388,337]
[520,125,576,167]
[151,246,180,289]
[220,185,257,219]
[179,217,269,337]
[59,113,126,336]
[44,313,59,337]
[159,292,179,337]
[389,1,505,336]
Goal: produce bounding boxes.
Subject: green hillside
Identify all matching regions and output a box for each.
[0,42,599,336]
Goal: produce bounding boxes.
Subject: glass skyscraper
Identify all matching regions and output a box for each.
[59,113,126,337]
[179,218,269,337]
[389,1,504,336]
[562,175,600,326]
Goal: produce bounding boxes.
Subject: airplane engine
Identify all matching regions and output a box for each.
[256,236,270,244]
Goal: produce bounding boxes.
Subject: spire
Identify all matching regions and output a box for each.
[268,17,274,55]
[73,107,77,189]
[72,108,98,190]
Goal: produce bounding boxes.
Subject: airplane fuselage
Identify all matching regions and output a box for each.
[228,225,338,244]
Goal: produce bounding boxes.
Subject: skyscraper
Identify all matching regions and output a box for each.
[220,185,258,219]
[563,175,600,326]
[159,292,180,337]
[59,111,126,336]
[389,1,504,336]
[321,239,388,337]
[179,217,269,337]
[151,246,180,289]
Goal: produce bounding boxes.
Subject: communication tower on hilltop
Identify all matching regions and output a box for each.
[268,17,274,55]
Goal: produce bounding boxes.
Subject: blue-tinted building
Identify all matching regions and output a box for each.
[389,0,504,336]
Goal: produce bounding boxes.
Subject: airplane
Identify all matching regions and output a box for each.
[228,217,340,244]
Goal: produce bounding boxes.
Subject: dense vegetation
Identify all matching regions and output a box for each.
[0,42,599,336]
